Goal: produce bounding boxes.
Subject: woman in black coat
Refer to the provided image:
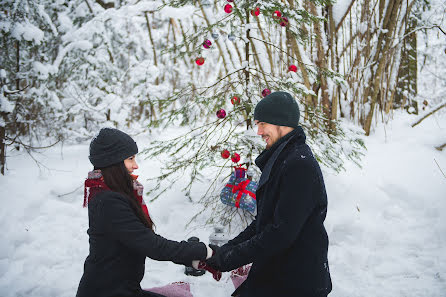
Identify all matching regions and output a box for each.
[76,128,211,297]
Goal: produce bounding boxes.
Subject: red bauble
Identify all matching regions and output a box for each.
[250,7,260,16]
[224,4,233,13]
[288,64,298,72]
[203,40,212,49]
[231,153,240,163]
[262,88,271,97]
[231,96,240,105]
[216,109,226,118]
[221,149,230,159]
[272,10,281,19]
[195,57,205,65]
[227,0,234,2]
[280,17,289,27]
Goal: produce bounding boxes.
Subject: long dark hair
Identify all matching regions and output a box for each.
[99,162,154,230]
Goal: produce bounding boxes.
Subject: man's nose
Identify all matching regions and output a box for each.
[257,127,262,135]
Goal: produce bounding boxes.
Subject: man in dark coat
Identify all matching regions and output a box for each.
[207,91,332,297]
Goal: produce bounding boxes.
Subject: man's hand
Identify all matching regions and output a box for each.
[197,261,222,281]
[205,244,224,271]
[208,244,221,255]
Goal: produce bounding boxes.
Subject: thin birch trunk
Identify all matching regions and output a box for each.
[364,0,403,135]
[309,2,331,122]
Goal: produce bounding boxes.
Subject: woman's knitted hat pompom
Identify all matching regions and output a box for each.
[89,128,138,168]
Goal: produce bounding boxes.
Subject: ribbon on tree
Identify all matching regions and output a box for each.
[225,180,256,208]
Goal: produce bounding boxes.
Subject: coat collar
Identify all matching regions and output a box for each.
[254,126,306,190]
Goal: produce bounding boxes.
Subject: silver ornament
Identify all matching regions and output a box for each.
[247,165,256,178]
[201,0,211,8]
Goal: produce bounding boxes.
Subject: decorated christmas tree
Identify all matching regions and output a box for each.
[143,0,365,229]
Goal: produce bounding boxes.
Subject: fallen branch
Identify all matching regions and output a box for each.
[434,158,446,179]
[57,184,83,198]
[411,102,446,127]
[435,143,446,152]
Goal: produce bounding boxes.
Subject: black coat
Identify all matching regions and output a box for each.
[76,191,207,297]
[219,127,332,297]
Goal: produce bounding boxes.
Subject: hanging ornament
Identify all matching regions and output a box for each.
[262,88,271,97]
[280,17,289,27]
[288,64,298,72]
[231,153,241,163]
[202,0,211,8]
[216,109,226,118]
[228,34,236,41]
[231,95,240,105]
[211,32,219,40]
[224,4,233,13]
[221,149,230,159]
[234,165,246,178]
[250,7,260,17]
[272,10,281,19]
[203,40,212,49]
[247,165,256,179]
[227,0,234,2]
[195,57,205,66]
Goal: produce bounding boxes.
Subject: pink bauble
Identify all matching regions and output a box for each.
[216,109,226,118]
[203,39,212,49]
[262,88,271,97]
[280,17,289,27]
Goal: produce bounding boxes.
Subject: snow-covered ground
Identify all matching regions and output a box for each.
[0,111,445,297]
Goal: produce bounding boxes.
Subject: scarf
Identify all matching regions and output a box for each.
[83,170,150,220]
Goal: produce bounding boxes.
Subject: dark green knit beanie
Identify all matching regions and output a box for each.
[254,91,300,128]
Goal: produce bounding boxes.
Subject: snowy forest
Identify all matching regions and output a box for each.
[0,0,445,296]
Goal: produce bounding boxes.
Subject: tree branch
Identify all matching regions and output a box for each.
[95,0,114,9]
[411,102,446,127]
[335,0,357,33]
[435,143,446,152]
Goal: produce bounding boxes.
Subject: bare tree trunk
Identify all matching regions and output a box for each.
[364,0,403,135]
[144,11,158,121]
[309,2,331,123]
[0,124,5,175]
[327,4,338,129]
[286,31,313,114]
[244,10,252,129]
[256,18,274,76]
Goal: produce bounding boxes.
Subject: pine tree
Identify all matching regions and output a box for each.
[142,0,365,228]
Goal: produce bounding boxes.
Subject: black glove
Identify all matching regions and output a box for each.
[205,253,222,271]
[208,244,221,255]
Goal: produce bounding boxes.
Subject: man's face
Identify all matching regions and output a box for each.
[255,121,284,149]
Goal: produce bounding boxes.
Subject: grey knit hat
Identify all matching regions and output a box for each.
[89,128,138,168]
[254,91,300,128]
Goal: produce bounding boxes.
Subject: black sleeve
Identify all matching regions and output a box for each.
[225,219,256,247]
[98,192,207,266]
[218,159,317,271]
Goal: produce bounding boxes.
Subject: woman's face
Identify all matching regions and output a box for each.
[124,155,138,174]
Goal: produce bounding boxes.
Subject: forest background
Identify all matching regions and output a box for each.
[0,0,445,296]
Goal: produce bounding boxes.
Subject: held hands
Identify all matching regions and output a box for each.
[191,244,222,281]
[204,244,223,271]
